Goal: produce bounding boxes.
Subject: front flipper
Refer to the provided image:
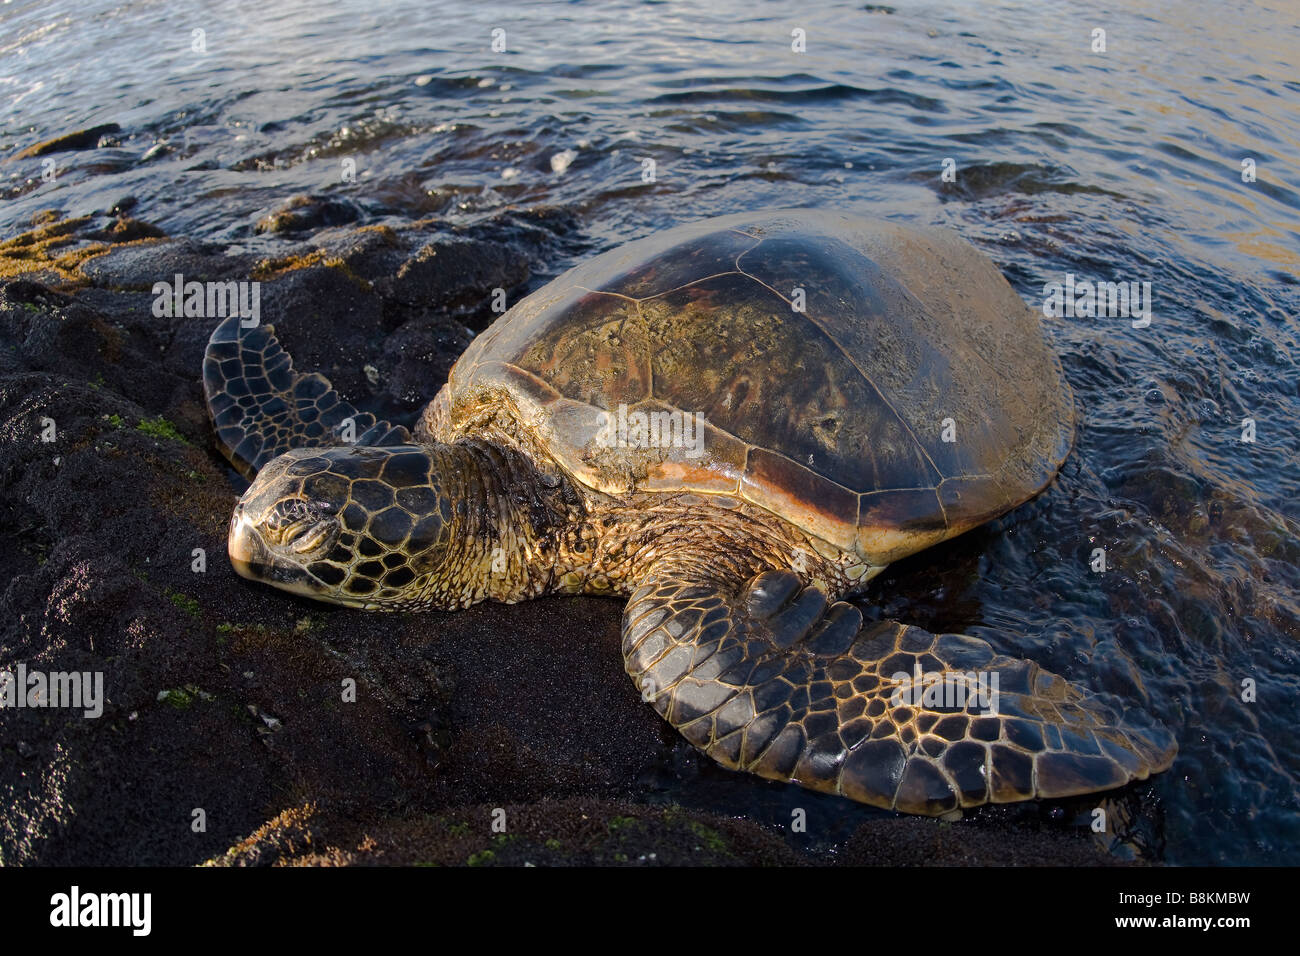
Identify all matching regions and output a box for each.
[203,316,410,478]
[622,567,1176,814]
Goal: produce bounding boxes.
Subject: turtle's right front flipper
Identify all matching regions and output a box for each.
[622,565,1176,815]
[204,317,410,478]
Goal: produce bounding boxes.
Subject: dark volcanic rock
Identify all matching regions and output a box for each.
[206,799,805,867]
[10,123,123,161]
[78,237,258,290]
[380,236,525,317]
[255,194,364,235]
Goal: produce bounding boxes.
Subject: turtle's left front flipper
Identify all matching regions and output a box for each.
[204,316,410,478]
[622,566,1176,815]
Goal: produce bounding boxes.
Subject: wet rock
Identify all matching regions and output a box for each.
[380,235,526,321]
[255,194,363,235]
[83,217,166,244]
[10,123,123,161]
[78,237,257,291]
[0,212,166,291]
[252,260,388,402]
[0,215,111,288]
[380,317,474,409]
[308,224,409,282]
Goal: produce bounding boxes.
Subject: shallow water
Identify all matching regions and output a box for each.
[3,0,1298,864]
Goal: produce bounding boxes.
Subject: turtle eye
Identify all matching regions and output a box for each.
[265,499,335,548]
[267,498,310,532]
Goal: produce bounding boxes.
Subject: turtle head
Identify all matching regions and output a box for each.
[228,445,452,609]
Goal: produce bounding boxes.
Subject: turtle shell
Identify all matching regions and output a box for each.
[434,209,1073,565]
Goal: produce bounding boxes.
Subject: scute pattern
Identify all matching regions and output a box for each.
[442,210,1074,565]
[622,568,1176,814]
[515,290,649,408]
[642,273,935,490]
[204,317,411,478]
[238,446,448,602]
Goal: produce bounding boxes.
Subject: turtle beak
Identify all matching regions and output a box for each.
[227,504,264,580]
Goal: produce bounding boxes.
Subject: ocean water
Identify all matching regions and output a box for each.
[2,0,1297,864]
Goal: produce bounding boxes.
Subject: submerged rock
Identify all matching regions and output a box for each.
[255,194,363,235]
[10,123,123,161]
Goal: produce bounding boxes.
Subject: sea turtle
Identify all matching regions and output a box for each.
[204,209,1176,815]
